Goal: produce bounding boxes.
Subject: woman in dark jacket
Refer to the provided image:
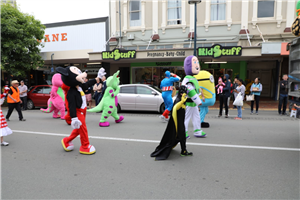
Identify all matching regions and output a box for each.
[217,74,231,118]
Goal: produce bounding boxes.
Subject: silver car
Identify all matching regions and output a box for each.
[117,84,165,113]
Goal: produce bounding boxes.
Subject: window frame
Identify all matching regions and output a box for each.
[167,0,182,25]
[257,0,276,19]
[129,0,141,27]
[210,0,226,22]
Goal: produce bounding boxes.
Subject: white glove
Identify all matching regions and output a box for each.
[97,67,106,79]
[71,117,82,129]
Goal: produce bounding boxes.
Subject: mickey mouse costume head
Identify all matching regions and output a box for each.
[56,66,106,155]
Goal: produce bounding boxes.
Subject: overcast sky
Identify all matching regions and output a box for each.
[17,0,110,24]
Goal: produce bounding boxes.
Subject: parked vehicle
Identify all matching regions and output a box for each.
[27,85,52,110]
[117,84,165,113]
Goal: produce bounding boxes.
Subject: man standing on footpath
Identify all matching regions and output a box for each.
[278,74,288,115]
[6,80,26,121]
[18,80,28,110]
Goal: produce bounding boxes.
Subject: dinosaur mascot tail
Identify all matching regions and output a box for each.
[40,99,54,113]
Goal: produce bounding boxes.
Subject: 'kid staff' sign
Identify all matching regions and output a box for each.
[102,49,136,61]
[198,44,242,59]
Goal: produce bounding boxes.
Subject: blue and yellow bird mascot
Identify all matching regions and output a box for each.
[194,70,216,128]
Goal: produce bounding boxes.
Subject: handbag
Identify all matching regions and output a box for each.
[246,94,254,101]
[233,93,243,106]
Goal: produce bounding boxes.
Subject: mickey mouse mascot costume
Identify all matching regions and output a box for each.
[56,66,106,155]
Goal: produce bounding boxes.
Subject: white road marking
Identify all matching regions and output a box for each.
[12,130,300,152]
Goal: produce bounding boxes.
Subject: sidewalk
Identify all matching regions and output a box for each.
[209,100,280,111]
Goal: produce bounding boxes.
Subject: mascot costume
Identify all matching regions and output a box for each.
[159,71,181,122]
[182,55,206,138]
[40,73,65,119]
[56,66,106,155]
[292,1,300,37]
[151,86,192,160]
[61,83,71,125]
[87,70,124,127]
[194,71,216,128]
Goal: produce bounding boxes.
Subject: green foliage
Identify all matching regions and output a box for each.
[1,3,45,77]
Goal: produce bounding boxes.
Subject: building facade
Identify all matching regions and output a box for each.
[88,0,296,99]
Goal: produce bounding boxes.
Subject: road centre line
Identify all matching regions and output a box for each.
[13,130,300,152]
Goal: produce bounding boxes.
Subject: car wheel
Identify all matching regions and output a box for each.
[160,103,165,114]
[117,104,121,113]
[27,100,35,110]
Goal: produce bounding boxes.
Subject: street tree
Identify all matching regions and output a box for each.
[1,3,45,77]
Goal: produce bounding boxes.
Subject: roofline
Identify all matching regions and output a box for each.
[44,17,109,28]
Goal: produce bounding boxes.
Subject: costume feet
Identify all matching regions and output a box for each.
[186,132,191,139]
[181,150,193,156]
[79,145,96,155]
[61,138,74,151]
[201,122,210,128]
[53,115,61,119]
[99,122,110,127]
[194,131,206,138]
[115,115,124,123]
[159,115,169,122]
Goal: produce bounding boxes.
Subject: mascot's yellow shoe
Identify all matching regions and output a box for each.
[79,145,96,155]
[61,138,74,152]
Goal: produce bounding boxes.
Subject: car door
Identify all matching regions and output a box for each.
[31,86,44,106]
[136,86,159,111]
[42,86,52,107]
[118,86,136,110]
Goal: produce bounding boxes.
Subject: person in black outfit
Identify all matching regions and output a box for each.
[278,74,288,115]
[151,86,192,160]
[98,75,107,104]
[217,74,231,118]
[232,77,238,109]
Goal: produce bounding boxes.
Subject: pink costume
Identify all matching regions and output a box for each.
[40,73,66,119]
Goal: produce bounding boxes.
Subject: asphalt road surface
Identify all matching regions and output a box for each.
[1,108,299,199]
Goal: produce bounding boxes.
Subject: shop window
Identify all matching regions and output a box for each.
[167,0,182,25]
[137,86,153,95]
[196,43,213,48]
[184,44,192,48]
[129,0,141,27]
[156,45,173,49]
[211,0,226,21]
[124,46,137,50]
[257,0,275,18]
[225,42,238,46]
[120,86,136,94]
[139,45,155,50]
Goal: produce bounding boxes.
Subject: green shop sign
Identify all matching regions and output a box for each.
[102,49,136,61]
[198,44,242,59]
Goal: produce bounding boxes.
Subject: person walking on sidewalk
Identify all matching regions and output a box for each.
[278,74,288,115]
[233,79,245,120]
[218,74,231,118]
[18,80,28,110]
[250,77,263,115]
[6,80,26,121]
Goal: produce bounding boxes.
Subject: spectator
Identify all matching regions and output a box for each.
[250,77,263,115]
[278,74,288,115]
[217,74,231,118]
[93,78,102,106]
[233,79,245,120]
[232,77,238,109]
[100,75,107,103]
[18,80,28,111]
[6,80,26,121]
[84,78,92,109]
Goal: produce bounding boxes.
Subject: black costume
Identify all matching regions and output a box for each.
[151,86,192,160]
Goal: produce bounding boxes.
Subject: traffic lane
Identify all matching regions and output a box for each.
[2,132,299,199]
[6,109,300,149]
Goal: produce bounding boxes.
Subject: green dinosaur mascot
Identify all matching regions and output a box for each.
[87,70,124,127]
[292,1,300,37]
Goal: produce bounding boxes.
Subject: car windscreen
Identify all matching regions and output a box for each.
[149,85,162,93]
